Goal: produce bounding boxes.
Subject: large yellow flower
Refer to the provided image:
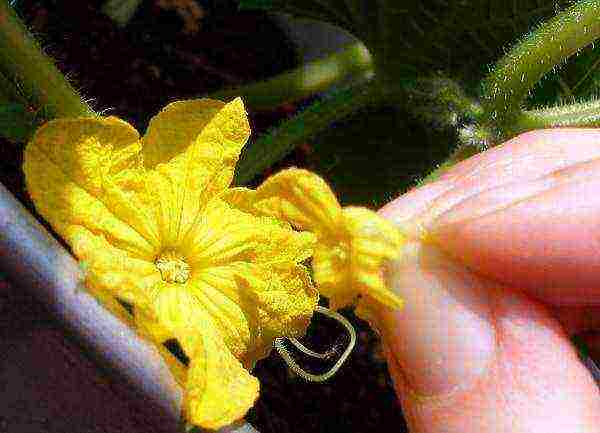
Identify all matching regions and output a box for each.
[23,98,318,429]
[24,96,406,430]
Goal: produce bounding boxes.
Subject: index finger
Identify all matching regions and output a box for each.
[381,129,600,305]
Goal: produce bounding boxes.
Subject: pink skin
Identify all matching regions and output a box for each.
[376,129,600,433]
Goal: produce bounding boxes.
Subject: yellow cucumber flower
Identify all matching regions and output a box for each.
[23,98,318,429]
[224,169,405,314]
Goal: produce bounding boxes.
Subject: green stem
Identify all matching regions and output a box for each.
[0,1,94,120]
[209,42,373,111]
[508,99,600,135]
[482,0,600,131]
[234,80,384,184]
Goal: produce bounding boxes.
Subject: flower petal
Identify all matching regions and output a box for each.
[221,186,257,213]
[253,168,342,234]
[24,117,159,259]
[142,98,251,245]
[195,263,318,367]
[142,99,226,168]
[183,198,315,270]
[187,270,254,359]
[146,286,259,430]
[135,309,174,343]
[184,325,259,430]
[68,225,159,306]
[238,265,319,365]
[222,187,316,267]
[150,282,202,334]
[182,199,262,267]
[341,207,404,310]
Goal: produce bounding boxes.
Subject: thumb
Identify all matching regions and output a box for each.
[378,238,600,433]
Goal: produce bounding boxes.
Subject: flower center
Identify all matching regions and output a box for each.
[155,250,191,284]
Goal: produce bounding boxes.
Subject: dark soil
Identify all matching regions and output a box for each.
[1,2,408,432]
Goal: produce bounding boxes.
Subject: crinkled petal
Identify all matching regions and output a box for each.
[149,282,202,335]
[183,198,315,270]
[24,117,159,259]
[324,207,404,308]
[222,188,316,267]
[254,169,403,311]
[221,187,257,213]
[193,261,317,366]
[142,98,251,245]
[103,168,161,248]
[312,240,353,310]
[237,265,318,366]
[182,199,262,267]
[68,225,160,307]
[142,99,226,168]
[184,323,259,430]
[147,287,259,429]
[253,168,342,234]
[187,270,254,359]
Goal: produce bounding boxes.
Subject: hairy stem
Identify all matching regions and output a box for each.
[509,98,600,135]
[0,1,94,119]
[210,42,373,111]
[482,0,600,132]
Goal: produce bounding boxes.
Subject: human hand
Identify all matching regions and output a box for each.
[376,129,600,433]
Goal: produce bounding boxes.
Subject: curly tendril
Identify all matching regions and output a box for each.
[274,306,357,382]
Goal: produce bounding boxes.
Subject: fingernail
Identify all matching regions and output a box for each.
[380,242,497,397]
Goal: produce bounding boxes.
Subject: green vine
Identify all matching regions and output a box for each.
[209,42,373,111]
[482,0,600,137]
[0,1,94,120]
[510,98,600,135]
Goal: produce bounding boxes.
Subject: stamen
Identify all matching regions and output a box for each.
[274,306,356,382]
[155,250,190,284]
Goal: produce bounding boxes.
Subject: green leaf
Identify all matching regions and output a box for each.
[0,103,37,142]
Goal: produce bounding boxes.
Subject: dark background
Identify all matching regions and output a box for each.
[2,1,598,432]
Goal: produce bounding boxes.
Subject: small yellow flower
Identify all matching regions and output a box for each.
[23,98,318,429]
[225,168,405,314]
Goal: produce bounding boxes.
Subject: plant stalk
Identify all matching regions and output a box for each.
[0,1,94,119]
[482,0,600,132]
[210,42,373,111]
[509,98,600,135]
